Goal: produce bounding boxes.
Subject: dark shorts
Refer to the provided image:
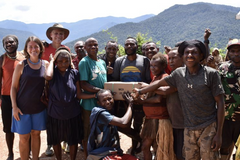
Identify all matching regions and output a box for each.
[221,119,240,149]
[173,128,184,160]
[1,95,13,133]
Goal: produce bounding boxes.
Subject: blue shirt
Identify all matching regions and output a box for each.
[48,67,81,120]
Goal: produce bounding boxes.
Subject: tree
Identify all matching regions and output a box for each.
[101,30,161,56]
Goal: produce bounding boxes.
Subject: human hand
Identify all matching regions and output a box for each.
[207,55,217,68]
[211,134,222,151]
[132,88,140,99]
[42,40,49,47]
[107,62,114,75]
[13,107,23,121]
[164,45,171,53]
[122,91,133,104]
[49,53,54,62]
[204,28,211,40]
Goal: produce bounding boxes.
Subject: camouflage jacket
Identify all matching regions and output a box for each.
[219,62,240,121]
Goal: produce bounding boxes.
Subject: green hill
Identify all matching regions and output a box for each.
[66,2,240,53]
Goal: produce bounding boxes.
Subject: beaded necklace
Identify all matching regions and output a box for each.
[6,53,17,60]
[28,58,40,65]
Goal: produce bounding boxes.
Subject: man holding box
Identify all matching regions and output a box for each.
[112,37,151,156]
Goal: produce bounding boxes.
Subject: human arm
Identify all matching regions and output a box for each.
[80,81,102,93]
[10,62,24,121]
[134,94,162,105]
[45,54,54,81]
[133,78,169,99]
[154,86,177,96]
[109,92,133,128]
[76,81,96,99]
[204,28,211,58]
[0,55,3,101]
[138,82,149,88]
[211,94,225,151]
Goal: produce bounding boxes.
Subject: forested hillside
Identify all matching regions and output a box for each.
[66,2,240,52]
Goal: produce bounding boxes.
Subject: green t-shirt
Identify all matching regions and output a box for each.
[79,56,107,110]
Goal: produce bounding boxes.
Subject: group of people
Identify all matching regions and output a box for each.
[0,23,239,160]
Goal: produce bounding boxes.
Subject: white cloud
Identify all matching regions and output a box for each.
[15,5,30,11]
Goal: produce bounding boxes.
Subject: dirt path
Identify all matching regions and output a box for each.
[0,112,143,160]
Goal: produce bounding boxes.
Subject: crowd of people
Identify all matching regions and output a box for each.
[0,23,240,160]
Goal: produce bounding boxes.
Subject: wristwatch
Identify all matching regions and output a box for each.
[138,90,142,95]
[204,39,209,44]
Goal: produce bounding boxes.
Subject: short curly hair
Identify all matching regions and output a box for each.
[151,53,168,68]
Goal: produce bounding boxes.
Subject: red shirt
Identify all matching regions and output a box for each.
[143,73,169,119]
[1,52,25,95]
[41,44,70,61]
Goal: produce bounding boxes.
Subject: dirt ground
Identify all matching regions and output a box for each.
[0,112,143,160]
[1,112,235,160]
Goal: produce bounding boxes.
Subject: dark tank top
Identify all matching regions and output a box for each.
[17,59,46,114]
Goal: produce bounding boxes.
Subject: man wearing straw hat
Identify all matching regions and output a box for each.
[43,23,70,156]
[42,23,70,61]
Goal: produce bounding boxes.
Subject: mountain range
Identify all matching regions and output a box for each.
[0,15,154,54]
[0,2,240,55]
[65,2,240,53]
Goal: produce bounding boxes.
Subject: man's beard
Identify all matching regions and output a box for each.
[125,48,137,55]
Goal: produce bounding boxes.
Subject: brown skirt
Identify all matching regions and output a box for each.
[156,119,175,160]
[140,118,159,139]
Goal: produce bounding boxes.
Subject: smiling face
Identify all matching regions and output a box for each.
[97,90,114,111]
[50,29,65,43]
[3,37,18,54]
[27,41,40,59]
[150,59,165,76]
[145,42,159,60]
[183,46,203,68]
[105,42,118,59]
[55,52,71,74]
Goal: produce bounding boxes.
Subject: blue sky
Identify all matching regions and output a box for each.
[0,0,240,24]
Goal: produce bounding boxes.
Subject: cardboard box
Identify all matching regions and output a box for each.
[104,82,141,100]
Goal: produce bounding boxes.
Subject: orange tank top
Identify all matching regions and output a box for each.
[1,52,25,95]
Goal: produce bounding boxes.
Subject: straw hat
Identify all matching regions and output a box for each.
[46,23,69,41]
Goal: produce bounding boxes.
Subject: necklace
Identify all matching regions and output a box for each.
[28,58,40,65]
[6,53,17,60]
